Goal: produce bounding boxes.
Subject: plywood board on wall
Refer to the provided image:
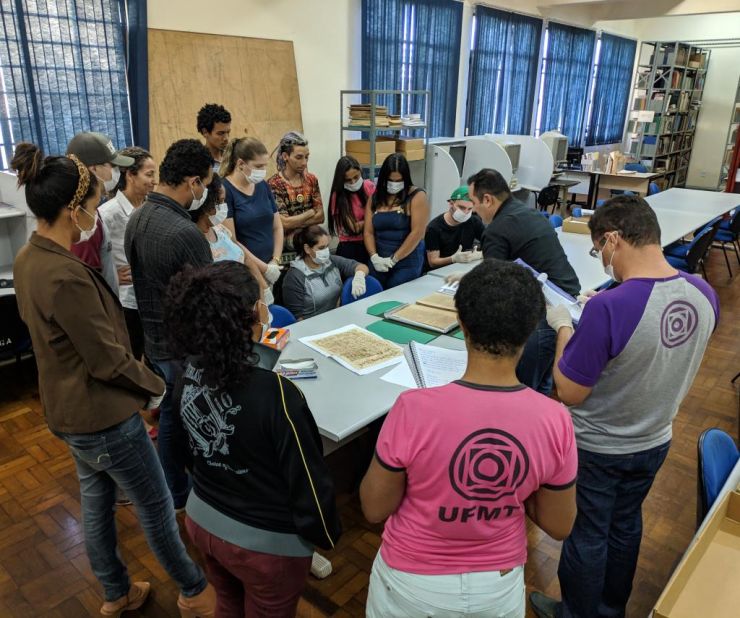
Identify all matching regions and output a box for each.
[147,28,303,173]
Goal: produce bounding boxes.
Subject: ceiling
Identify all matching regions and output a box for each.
[536,0,740,22]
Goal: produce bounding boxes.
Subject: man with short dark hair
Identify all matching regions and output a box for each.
[530,195,719,618]
[465,168,580,394]
[197,103,232,173]
[125,138,214,509]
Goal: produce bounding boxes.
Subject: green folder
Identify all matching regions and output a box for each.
[452,328,465,340]
[366,319,438,345]
[366,300,404,317]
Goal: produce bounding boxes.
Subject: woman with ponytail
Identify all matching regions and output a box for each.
[11,144,216,617]
[267,131,323,256]
[165,261,341,616]
[220,137,284,290]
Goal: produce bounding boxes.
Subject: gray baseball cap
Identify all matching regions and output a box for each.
[66,132,134,167]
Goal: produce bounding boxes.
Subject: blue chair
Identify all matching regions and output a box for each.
[597,191,635,208]
[713,208,740,276]
[697,428,739,527]
[341,274,383,305]
[270,304,296,327]
[624,163,648,173]
[665,221,719,280]
[549,215,563,228]
[648,182,661,195]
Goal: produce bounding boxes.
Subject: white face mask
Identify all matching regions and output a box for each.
[451,207,472,224]
[188,182,208,211]
[599,233,620,282]
[313,247,331,265]
[209,202,228,226]
[104,167,120,193]
[344,177,364,192]
[244,167,267,184]
[387,180,405,195]
[74,207,99,244]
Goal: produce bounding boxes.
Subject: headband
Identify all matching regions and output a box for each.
[66,154,91,210]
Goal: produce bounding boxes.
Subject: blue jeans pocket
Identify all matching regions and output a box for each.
[67,439,113,470]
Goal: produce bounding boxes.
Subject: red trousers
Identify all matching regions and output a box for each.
[185,517,311,618]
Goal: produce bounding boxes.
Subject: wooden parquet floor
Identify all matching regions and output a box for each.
[0,250,737,617]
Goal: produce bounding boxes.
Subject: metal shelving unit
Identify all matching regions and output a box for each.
[625,41,711,190]
[339,89,431,183]
[720,77,740,191]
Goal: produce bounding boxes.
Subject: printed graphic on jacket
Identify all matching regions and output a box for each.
[180,364,248,475]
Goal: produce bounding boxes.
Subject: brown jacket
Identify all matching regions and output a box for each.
[13,233,164,434]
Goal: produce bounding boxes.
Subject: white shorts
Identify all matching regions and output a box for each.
[366,551,525,618]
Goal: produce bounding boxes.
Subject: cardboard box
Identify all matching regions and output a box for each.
[402,148,425,162]
[395,137,425,152]
[344,137,395,155]
[562,216,591,234]
[260,327,290,351]
[345,150,394,166]
[653,489,740,617]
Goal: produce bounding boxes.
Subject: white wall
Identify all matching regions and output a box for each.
[147,0,362,200]
[598,13,740,189]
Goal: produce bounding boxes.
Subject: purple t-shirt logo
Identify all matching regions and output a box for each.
[661,300,698,349]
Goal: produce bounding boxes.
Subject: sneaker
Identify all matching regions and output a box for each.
[177,583,216,617]
[529,591,559,618]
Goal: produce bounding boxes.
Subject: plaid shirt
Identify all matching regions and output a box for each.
[124,192,212,361]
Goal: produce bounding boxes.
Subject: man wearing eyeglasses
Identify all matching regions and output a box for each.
[530,195,719,618]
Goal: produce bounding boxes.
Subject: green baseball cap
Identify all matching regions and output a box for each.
[66,132,134,167]
[449,185,470,201]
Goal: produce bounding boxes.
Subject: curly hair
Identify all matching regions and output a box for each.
[197,103,232,134]
[159,139,213,187]
[114,146,153,193]
[164,261,261,389]
[455,259,545,357]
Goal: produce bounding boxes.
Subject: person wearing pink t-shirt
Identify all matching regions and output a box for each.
[327,155,375,265]
[360,259,578,618]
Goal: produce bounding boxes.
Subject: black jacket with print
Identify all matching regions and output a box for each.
[174,362,342,550]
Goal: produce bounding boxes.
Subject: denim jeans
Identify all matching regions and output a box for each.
[515,319,555,395]
[557,442,671,618]
[54,413,206,602]
[150,358,190,509]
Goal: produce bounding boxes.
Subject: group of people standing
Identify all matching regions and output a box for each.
[8,97,721,618]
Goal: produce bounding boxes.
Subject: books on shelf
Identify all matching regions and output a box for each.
[348,104,389,127]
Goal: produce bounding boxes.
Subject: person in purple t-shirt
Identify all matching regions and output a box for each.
[530,195,719,618]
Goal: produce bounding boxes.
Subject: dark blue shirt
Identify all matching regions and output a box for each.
[223,179,278,263]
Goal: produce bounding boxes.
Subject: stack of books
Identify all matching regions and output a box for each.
[276,359,318,380]
[389,114,402,128]
[402,113,425,127]
[348,104,389,127]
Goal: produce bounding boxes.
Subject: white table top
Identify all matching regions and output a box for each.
[279,274,466,442]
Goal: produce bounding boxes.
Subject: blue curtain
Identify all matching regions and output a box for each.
[466,6,542,136]
[0,0,134,168]
[124,0,148,149]
[539,22,595,146]
[362,0,463,137]
[586,33,636,146]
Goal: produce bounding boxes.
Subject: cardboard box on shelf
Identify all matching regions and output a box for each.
[653,489,740,618]
[402,149,425,162]
[395,138,425,152]
[562,216,591,234]
[345,151,394,166]
[344,137,396,155]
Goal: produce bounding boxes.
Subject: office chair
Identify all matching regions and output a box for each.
[697,428,739,528]
[536,185,561,215]
[665,221,719,282]
[549,215,563,229]
[624,163,648,173]
[648,182,661,195]
[713,208,740,277]
[341,275,383,306]
[269,304,297,328]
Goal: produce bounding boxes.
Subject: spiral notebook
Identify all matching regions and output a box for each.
[403,341,468,388]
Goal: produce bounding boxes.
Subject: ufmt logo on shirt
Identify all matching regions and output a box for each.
[439,428,530,523]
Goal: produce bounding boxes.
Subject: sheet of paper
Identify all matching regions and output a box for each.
[300,324,403,376]
[636,110,655,122]
[380,358,417,388]
[409,342,467,388]
[393,304,458,331]
[438,281,459,296]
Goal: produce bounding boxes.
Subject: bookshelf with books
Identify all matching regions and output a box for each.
[720,76,740,191]
[625,41,710,190]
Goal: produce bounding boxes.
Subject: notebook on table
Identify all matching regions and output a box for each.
[404,341,467,388]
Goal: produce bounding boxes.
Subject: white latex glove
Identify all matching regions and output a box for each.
[264,286,275,306]
[444,271,464,285]
[264,262,281,285]
[371,253,395,273]
[470,249,483,262]
[451,245,474,264]
[577,289,599,305]
[351,271,366,298]
[146,389,166,410]
[546,304,574,333]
